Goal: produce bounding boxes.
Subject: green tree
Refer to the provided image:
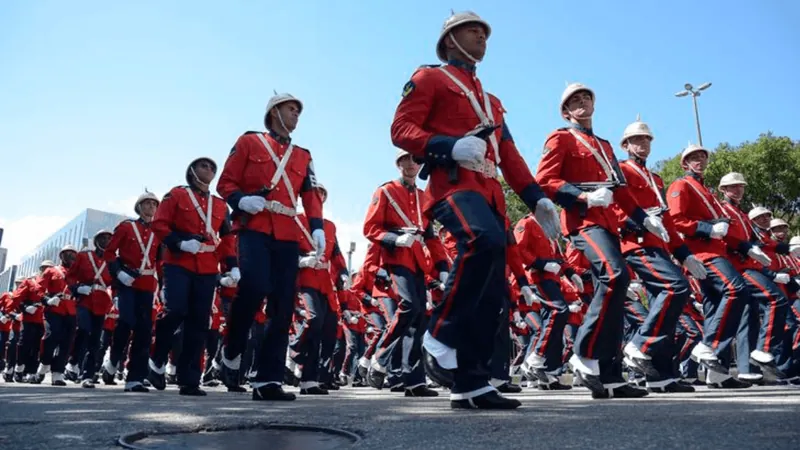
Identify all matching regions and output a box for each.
[653,133,800,232]
[500,177,528,225]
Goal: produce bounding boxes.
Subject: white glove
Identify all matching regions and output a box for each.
[376,268,388,279]
[520,286,539,306]
[543,261,561,274]
[179,239,202,254]
[312,229,326,256]
[747,246,772,266]
[627,282,644,301]
[395,234,416,248]
[791,242,800,257]
[534,198,561,240]
[643,215,670,243]
[682,255,708,280]
[512,311,523,323]
[77,285,92,296]
[370,297,380,307]
[238,196,268,214]
[710,222,729,239]
[345,312,359,324]
[298,255,318,268]
[570,274,584,293]
[451,136,487,163]
[0,315,9,324]
[586,187,613,208]
[339,274,351,289]
[568,302,582,313]
[229,267,241,283]
[774,273,791,285]
[693,301,703,313]
[117,271,135,287]
[113,297,119,309]
[516,320,527,330]
[439,271,448,285]
[220,276,236,287]
[426,300,434,311]
[24,305,37,314]
[14,314,22,322]
[298,309,307,317]
[46,296,61,307]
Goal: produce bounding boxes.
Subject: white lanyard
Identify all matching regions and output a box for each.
[722,202,752,241]
[130,221,155,272]
[438,66,500,164]
[567,129,616,182]
[88,252,107,289]
[185,187,218,241]
[255,134,298,209]
[624,160,666,209]
[683,177,723,220]
[380,185,422,230]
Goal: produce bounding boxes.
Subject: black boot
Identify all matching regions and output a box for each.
[451,390,522,410]
[405,385,439,397]
[422,349,454,388]
[252,384,296,401]
[179,385,207,396]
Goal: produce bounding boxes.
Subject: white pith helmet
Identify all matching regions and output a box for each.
[436,11,491,63]
[620,114,654,147]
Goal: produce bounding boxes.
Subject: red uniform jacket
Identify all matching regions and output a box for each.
[338,289,367,333]
[153,185,236,275]
[506,232,529,288]
[297,216,345,296]
[720,200,763,272]
[210,292,223,331]
[565,241,594,300]
[103,304,118,331]
[10,278,44,324]
[364,179,448,274]
[513,214,566,283]
[561,276,586,326]
[351,271,379,315]
[105,218,161,293]
[68,250,113,316]
[39,265,76,316]
[666,173,729,262]
[390,62,545,215]
[617,159,691,261]
[0,293,12,332]
[536,125,648,236]
[684,274,705,321]
[217,130,323,241]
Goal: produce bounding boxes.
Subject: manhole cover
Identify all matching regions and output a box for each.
[119,424,360,450]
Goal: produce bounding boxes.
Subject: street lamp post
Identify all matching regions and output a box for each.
[674,82,712,146]
[347,241,356,275]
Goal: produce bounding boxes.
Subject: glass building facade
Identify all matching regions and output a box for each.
[0,265,17,293]
[16,208,132,279]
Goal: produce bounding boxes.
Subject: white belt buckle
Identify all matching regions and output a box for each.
[198,244,217,253]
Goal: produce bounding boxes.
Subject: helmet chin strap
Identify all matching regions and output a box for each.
[277,110,291,136]
[190,167,209,188]
[449,32,481,64]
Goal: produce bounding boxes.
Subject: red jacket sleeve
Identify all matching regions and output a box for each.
[216,135,250,203]
[363,187,400,249]
[390,68,438,159]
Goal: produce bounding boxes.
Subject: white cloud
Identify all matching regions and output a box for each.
[328,212,369,273]
[0,215,70,266]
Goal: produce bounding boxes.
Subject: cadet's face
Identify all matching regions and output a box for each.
[60,251,76,266]
[772,225,789,240]
[565,91,594,119]
[723,184,745,202]
[752,214,772,229]
[397,155,420,178]
[274,102,300,132]
[193,160,217,185]
[95,234,111,249]
[684,151,708,172]
[625,135,652,158]
[140,199,158,217]
[449,24,487,61]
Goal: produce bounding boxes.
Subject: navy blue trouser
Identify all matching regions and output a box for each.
[225,231,298,384]
[429,191,507,395]
[5,326,19,370]
[375,297,404,386]
[291,287,337,383]
[363,309,387,360]
[676,313,702,379]
[342,328,366,378]
[777,299,800,378]
[0,330,8,372]
[698,257,749,367]
[17,321,43,374]
[73,307,103,380]
[152,264,216,387]
[41,312,76,373]
[375,265,426,387]
[532,279,568,372]
[489,297,511,382]
[736,269,789,375]
[109,286,154,383]
[240,322,265,383]
[317,304,340,386]
[626,247,690,380]
[522,311,543,361]
[570,226,631,383]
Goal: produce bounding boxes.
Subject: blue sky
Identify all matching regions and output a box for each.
[1,0,798,267]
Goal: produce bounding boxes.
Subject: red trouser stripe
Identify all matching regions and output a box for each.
[706,263,737,350]
[579,230,614,359]
[636,253,675,353]
[742,272,777,352]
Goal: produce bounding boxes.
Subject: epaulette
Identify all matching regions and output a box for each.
[244,130,260,135]
[418,64,441,69]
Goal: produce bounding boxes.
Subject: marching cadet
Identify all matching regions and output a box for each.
[101,191,161,393]
[717,173,788,382]
[10,273,45,382]
[1,280,24,382]
[68,230,114,387]
[0,291,12,378]
[148,157,237,396]
[536,84,668,399]
[363,149,446,398]
[769,220,800,383]
[513,213,577,389]
[217,92,324,401]
[616,116,707,393]
[391,10,560,409]
[666,146,752,388]
[35,246,79,386]
[291,184,347,395]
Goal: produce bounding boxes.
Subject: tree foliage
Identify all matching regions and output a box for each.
[652,133,800,232]
[500,177,528,225]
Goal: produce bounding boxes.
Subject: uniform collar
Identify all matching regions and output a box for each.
[630,155,647,167]
[188,184,210,197]
[568,122,593,136]
[686,170,704,183]
[447,59,476,73]
[723,196,741,208]
[398,178,416,191]
[268,129,291,145]
[136,217,151,227]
